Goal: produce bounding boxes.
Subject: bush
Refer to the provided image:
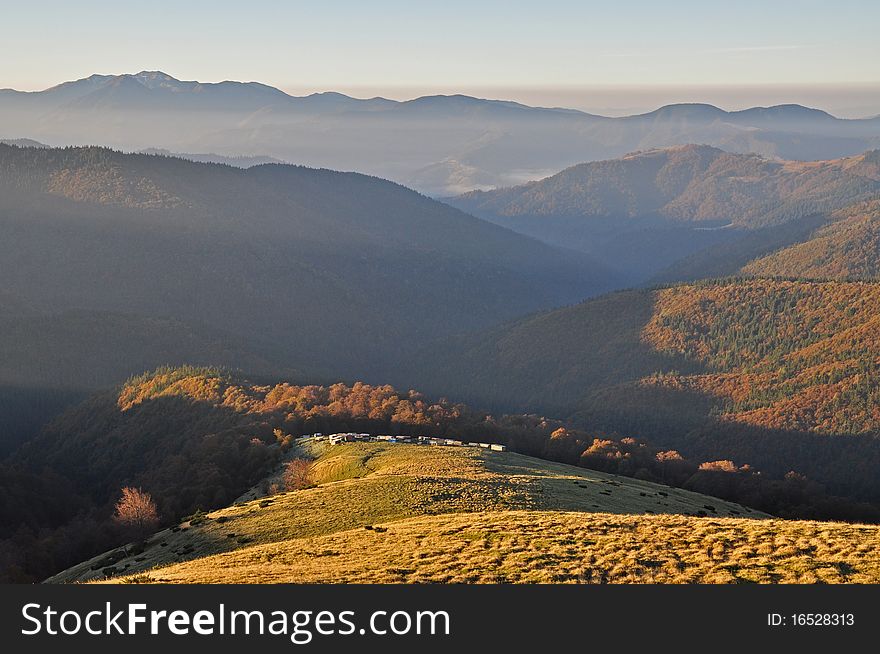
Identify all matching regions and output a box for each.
[283,458,314,491]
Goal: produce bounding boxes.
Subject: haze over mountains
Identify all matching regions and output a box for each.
[5,68,880,586]
[3,71,880,195]
[451,145,880,282]
[4,138,880,449]
[0,143,612,440]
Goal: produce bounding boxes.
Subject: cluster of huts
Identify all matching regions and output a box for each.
[304,432,506,452]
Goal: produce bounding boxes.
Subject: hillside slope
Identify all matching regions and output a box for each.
[410,279,880,503]
[11,367,880,584]
[742,200,880,280]
[0,144,614,390]
[48,440,764,583]
[416,278,880,430]
[454,146,880,228]
[103,511,880,584]
[449,146,880,281]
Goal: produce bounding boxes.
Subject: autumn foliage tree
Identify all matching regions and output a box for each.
[113,487,159,542]
[283,459,313,491]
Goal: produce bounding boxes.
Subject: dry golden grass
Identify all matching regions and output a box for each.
[52,443,764,583]
[112,511,880,584]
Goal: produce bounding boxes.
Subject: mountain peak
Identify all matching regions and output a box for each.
[134,70,177,80]
[128,71,198,92]
[639,103,728,120]
[132,70,180,84]
[730,103,836,121]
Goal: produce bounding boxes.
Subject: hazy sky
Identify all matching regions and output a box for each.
[3,0,879,116]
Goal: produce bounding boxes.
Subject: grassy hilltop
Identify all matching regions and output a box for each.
[51,441,762,583]
[45,441,880,585]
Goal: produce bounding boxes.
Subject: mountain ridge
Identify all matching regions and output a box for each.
[4,72,867,121]
[4,71,879,195]
[448,145,880,282]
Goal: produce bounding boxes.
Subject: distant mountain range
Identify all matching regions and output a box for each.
[450,145,880,282]
[2,71,880,195]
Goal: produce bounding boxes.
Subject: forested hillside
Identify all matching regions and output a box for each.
[0,144,614,439]
[0,146,613,372]
[454,145,880,227]
[0,307,285,452]
[742,200,880,280]
[449,146,880,281]
[410,278,880,507]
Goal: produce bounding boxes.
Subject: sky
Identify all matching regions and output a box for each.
[2,0,879,117]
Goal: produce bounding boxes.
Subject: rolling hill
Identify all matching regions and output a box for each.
[409,278,880,505]
[43,440,880,585]
[648,213,833,285]
[48,440,768,583]
[453,146,880,228]
[449,146,880,282]
[0,138,48,148]
[0,144,614,410]
[3,72,880,195]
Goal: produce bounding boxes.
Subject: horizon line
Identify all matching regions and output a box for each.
[4,71,880,121]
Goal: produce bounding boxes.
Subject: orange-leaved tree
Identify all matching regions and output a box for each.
[113,486,159,541]
[283,458,313,491]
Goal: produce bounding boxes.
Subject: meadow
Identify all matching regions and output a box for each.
[50,442,762,583]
